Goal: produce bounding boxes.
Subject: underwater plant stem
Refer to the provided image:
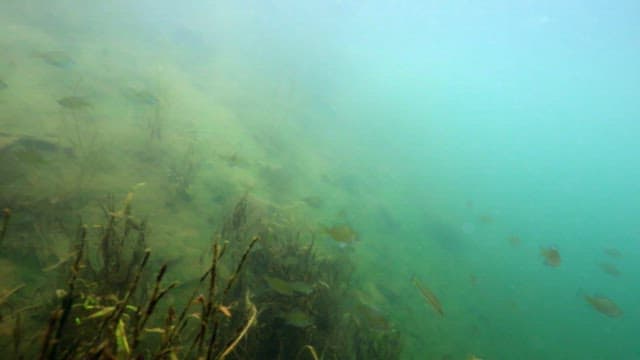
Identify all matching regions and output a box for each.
[44,224,86,359]
[221,236,259,302]
[0,207,11,247]
[296,345,320,360]
[193,243,220,357]
[132,263,173,351]
[161,252,221,358]
[112,249,151,323]
[99,214,116,277]
[12,312,22,355]
[0,284,25,306]
[38,310,61,360]
[215,300,257,360]
[89,249,150,352]
[201,243,221,359]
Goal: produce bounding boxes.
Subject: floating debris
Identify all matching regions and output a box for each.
[323,224,358,244]
[280,309,314,328]
[58,96,91,109]
[217,305,232,318]
[598,262,620,277]
[411,275,444,316]
[34,51,74,68]
[584,294,622,318]
[603,248,622,258]
[540,246,561,267]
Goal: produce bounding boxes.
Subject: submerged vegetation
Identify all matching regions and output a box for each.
[0,49,402,353]
[0,185,401,359]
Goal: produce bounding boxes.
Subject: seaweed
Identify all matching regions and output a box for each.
[0,207,10,248]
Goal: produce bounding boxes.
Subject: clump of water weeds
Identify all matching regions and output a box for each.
[0,193,402,359]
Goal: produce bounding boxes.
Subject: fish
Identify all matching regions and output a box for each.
[264,275,294,295]
[469,274,478,287]
[355,303,392,331]
[0,79,7,90]
[508,235,521,247]
[34,51,74,68]
[288,281,314,295]
[58,96,91,109]
[603,248,622,258]
[598,262,620,277]
[280,309,314,328]
[478,214,493,224]
[301,195,324,208]
[411,275,444,316]
[11,149,44,164]
[424,219,465,251]
[540,246,561,267]
[584,294,622,318]
[123,87,159,105]
[323,224,358,243]
[264,275,313,296]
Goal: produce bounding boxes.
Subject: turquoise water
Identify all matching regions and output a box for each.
[1,1,639,359]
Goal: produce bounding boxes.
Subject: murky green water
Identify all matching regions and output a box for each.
[1,1,639,359]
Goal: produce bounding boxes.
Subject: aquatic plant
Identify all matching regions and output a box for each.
[218,196,401,359]
[0,194,402,359]
[147,103,164,141]
[166,140,202,203]
[0,194,262,359]
[0,207,10,247]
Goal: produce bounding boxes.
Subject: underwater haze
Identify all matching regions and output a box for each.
[1,0,640,359]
